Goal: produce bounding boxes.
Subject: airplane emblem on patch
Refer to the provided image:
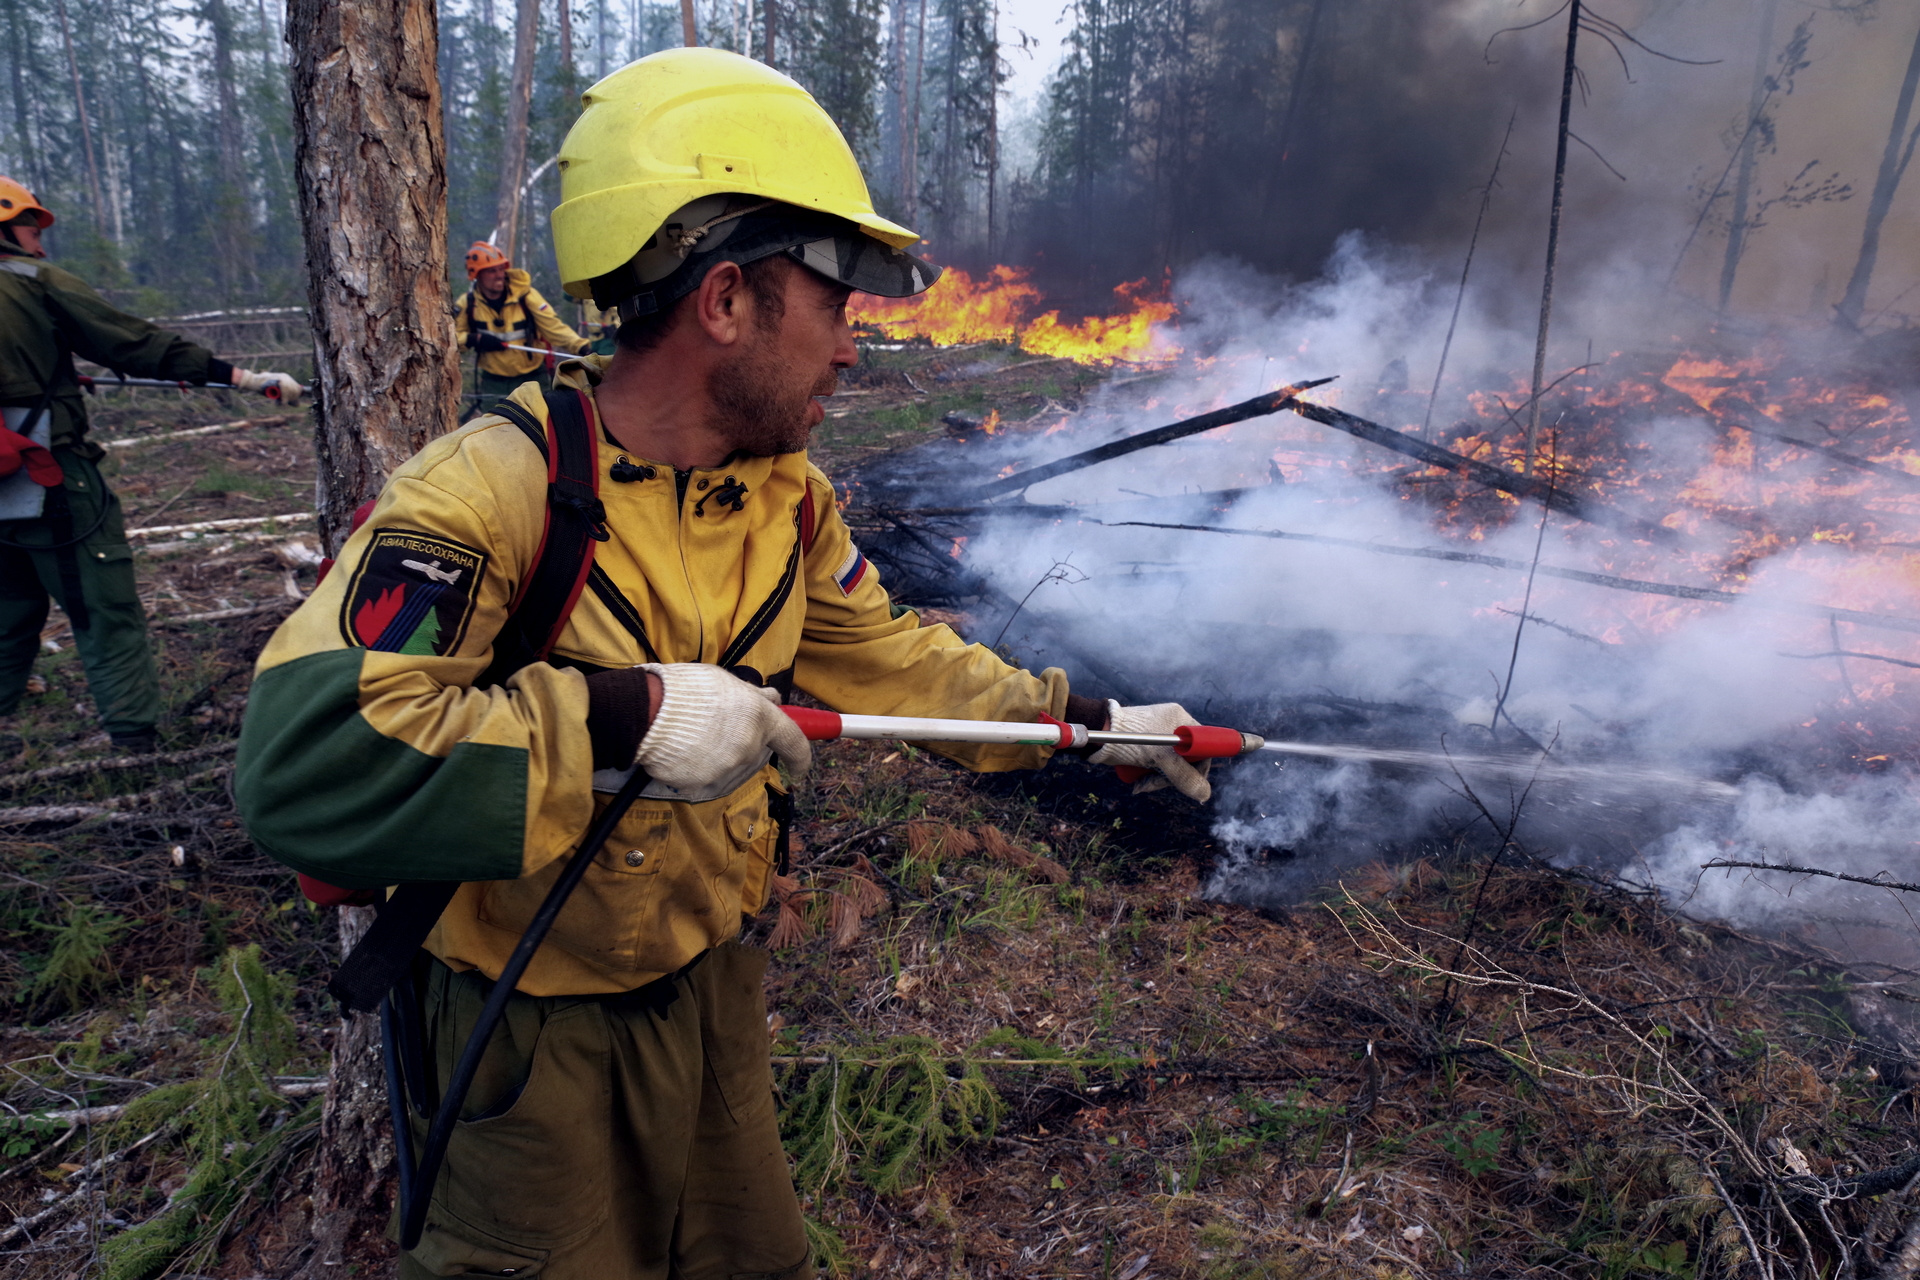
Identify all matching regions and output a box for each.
[339,529,488,656]
[833,543,869,596]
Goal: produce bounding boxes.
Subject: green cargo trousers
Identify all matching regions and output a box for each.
[399,943,814,1280]
[466,368,551,420]
[0,448,160,738]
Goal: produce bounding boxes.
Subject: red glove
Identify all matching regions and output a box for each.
[0,424,62,487]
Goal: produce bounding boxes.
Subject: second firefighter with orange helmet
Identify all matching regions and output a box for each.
[453,240,593,413]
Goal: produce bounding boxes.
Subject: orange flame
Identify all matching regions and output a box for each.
[850,265,1179,364]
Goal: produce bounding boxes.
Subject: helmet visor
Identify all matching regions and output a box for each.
[597,197,940,318]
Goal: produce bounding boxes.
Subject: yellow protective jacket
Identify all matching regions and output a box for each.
[234,361,1070,995]
[454,268,591,378]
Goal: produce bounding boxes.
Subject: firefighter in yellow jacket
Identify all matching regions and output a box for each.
[236,49,1209,1280]
[454,241,594,414]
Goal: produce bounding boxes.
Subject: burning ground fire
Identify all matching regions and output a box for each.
[850,263,1180,364]
[845,251,1920,937]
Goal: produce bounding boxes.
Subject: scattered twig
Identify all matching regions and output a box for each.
[0,1127,166,1247]
[1703,859,1920,896]
[0,740,236,790]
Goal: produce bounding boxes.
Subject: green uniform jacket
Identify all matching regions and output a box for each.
[0,245,226,455]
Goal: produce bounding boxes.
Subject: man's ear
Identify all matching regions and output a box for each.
[691,261,749,347]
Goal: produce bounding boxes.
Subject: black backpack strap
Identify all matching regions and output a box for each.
[327,882,460,1013]
[330,390,604,1013]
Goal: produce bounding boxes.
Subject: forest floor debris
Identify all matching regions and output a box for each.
[2,353,1918,1278]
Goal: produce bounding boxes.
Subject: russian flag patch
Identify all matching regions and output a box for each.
[833,544,870,596]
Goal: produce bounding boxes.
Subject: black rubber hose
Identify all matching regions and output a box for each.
[397,764,655,1250]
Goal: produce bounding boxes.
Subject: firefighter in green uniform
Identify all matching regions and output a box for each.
[0,177,303,754]
[454,240,594,415]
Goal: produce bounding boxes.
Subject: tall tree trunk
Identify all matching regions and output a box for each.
[763,0,775,66]
[1835,17,1920,332]
[1718,0,1778,317]
[905,0,926,225]
[1523,0,1578,478]
[286,0,456,1268]
[986,0,997,259]
[52,0,107,238]
[681,0,697,46]
[5,0,45,195]
[494,0,540,251]
[560,0,574,69]
[1258,0,1325,223]
[207,0,254,295]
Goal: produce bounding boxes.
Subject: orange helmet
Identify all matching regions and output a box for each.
[0,177,53,230]
[464,240,509,279]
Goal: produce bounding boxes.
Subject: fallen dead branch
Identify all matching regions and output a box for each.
[0,740,235,790]
[1111,518,1920,637]
[127,511,313,539]
[12,1080,325,1128]
[151,599,298,627]
[102,414,290,451]
[0,765,233,826]
[1285,398,1676,541]
[969,378,1336,499]
[1703,858,1920,896]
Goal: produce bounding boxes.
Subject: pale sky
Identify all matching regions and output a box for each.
[995,0,1070,107]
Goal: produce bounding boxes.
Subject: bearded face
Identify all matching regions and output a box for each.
[704,280,841,458]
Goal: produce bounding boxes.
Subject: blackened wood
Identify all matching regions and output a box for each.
[969,378,1335,500]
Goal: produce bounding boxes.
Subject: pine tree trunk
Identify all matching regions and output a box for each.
[285,0,457,1262]
[495,0,541,252]
[51,0,106,237]
[289,0,459,552]
[207,0,254,295]
[1835,17,1920,332]
[1717,0,1778,316]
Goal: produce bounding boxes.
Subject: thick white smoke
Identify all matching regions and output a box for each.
[906,237,1920,945]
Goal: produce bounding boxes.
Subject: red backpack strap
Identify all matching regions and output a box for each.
[799,481,820,555]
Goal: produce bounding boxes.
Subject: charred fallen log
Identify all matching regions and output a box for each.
[968,380,1673,543]
[1284,399,1676,543]
[968,379,1335,499]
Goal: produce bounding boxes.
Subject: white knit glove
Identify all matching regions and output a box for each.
[632,663,811,796]
[1088,700,1212,803]
[230,369,305,406]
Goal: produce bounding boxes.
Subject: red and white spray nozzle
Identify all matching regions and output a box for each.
[778,707,1263,780]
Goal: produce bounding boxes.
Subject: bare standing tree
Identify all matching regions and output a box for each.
[285,0,458,1269]
[1835,16,1920,332]
[495,0,541,253]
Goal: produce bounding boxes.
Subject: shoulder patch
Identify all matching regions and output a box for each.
[339,529,489,655]
[0,258,39,278]
[832,542,870,596]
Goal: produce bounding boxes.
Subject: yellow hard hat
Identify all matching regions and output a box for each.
[551,48,920,301]
[0,177,54,229]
